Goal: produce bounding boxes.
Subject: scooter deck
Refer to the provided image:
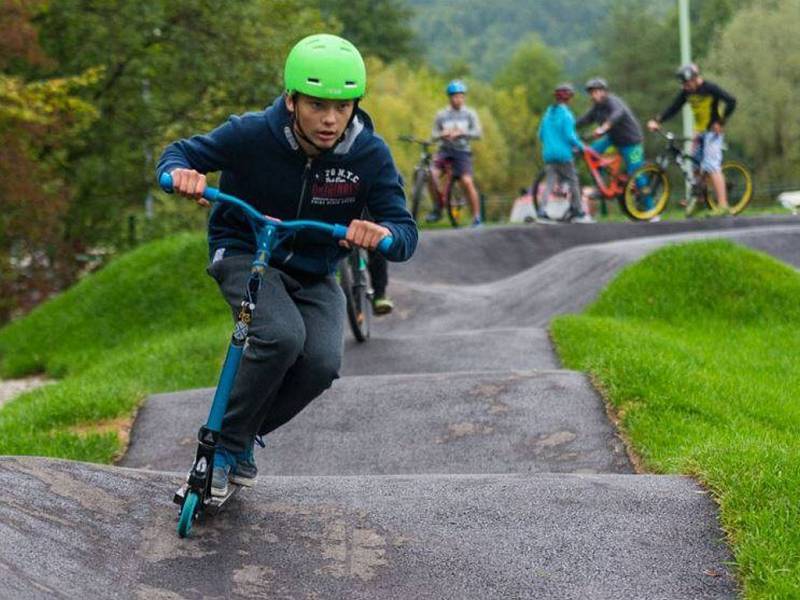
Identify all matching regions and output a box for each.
[174,482,241,517]
[206,483,241,515]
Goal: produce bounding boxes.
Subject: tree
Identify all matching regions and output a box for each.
[408,0,618,80]
[690,0,755,60]
[316,0,419,63]
[32,0,327,252]
[493,35,561,115]
[0,0,99,323]
[361,59,510,197]
[706,0,800,187]
[591,0,677,157]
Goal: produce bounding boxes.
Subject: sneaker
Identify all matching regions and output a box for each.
[708,206,732,217]
[471,217,483,228]
[372,296,394,315]
[229,436,259,487]
[211,447,236,497]
[649,215,662,223]
[425,209,442,223]
[571,213,596,224]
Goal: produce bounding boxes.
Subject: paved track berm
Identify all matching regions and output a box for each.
[5,215,800,598]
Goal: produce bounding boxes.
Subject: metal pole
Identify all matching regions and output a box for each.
[142,79,154,222]
[678,0,693,144]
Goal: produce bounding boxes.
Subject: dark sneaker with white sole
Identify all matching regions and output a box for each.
[211,448,235,497]
[211,439,261,496]
[229,446,258,487]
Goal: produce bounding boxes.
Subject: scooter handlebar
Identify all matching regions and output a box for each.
[159,172,394,255]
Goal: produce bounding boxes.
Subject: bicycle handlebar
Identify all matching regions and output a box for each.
[158,172,394,255]
[398,135,433,146]
[652,129,692,144]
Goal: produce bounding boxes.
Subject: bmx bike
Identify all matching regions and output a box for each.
[531,144,630,221]
[399,135,479,227]
[338,246,372,342]
[623,130,753,220]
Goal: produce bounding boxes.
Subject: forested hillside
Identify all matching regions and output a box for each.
[408,0,623,78]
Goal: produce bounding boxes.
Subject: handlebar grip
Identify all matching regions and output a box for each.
[331,224,348,240]
[159,172,174,192]
[377,236,394,255]
[159,171,220,202]
[331,224,394,256]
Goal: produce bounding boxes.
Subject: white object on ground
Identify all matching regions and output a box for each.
[778,191,800,214]
[509,193,537,223]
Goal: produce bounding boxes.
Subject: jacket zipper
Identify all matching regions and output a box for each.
[284,156,314,264]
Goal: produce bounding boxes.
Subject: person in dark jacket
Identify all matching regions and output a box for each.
[157,33,417,497]
[648,63,737,215]
[578,77,653,215]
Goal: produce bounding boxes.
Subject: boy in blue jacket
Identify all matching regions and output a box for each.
[157,34,417,496]
[537,83,592,223]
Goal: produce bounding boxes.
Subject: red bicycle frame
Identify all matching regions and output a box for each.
[582,146,628,199]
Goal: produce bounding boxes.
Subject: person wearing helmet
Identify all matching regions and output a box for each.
[426,80,483,226]
[647,63,737,215]
[536,83,593,223]
[157,33,417,497]
[577,77,652,215]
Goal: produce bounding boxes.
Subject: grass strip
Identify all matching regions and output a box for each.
[0,233,229,462]
[551,240,800,597]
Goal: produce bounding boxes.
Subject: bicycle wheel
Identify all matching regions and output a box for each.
[623,164,670,221]
[531,170,546,216]
[531,168,579,221]
[444,179,470,228]
[410,168,428,221]
[340,252,371,342]
[705,161,753,215]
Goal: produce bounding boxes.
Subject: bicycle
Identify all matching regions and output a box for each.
[623,130,753,220]
[158,172,392,538]
[531,144,630,221]
[398,135,471,228]
[338,246,372,342]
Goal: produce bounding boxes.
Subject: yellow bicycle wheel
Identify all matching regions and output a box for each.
[623,164,670,221]
[705,161,753,215]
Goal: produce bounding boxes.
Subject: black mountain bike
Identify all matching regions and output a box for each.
[338,247,372,342]
[398,135,471,227]
[623,130,753,220]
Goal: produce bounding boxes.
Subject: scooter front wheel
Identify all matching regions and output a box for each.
[177,490,200,538]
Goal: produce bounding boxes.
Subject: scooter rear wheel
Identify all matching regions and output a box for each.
[177,490,200,538]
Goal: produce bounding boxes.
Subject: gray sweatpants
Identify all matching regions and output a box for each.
[207,254,346,453]
[541,161,583,217]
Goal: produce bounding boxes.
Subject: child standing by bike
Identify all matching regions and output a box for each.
[426,80,483,227]
[537,83,593,223]
[157,34,417,497]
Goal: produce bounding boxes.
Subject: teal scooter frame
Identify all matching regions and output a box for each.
[158,172,392,537]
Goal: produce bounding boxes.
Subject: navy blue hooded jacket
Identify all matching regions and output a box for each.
[157,96,417,275]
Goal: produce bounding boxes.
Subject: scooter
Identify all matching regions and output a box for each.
[158,172,393,537]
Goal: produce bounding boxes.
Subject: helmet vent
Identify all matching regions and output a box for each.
[306,78,322,86]
[344,81,357,87]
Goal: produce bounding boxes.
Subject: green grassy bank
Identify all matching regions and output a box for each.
[552,240,800,597]
[0,233,228,462]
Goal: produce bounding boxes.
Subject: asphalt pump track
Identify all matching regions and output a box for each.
[4,215,800,599]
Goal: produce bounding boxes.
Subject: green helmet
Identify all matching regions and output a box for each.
[284,34,366,100]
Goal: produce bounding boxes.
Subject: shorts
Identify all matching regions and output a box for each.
[434,150,473,178]
[693,132,724,173]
